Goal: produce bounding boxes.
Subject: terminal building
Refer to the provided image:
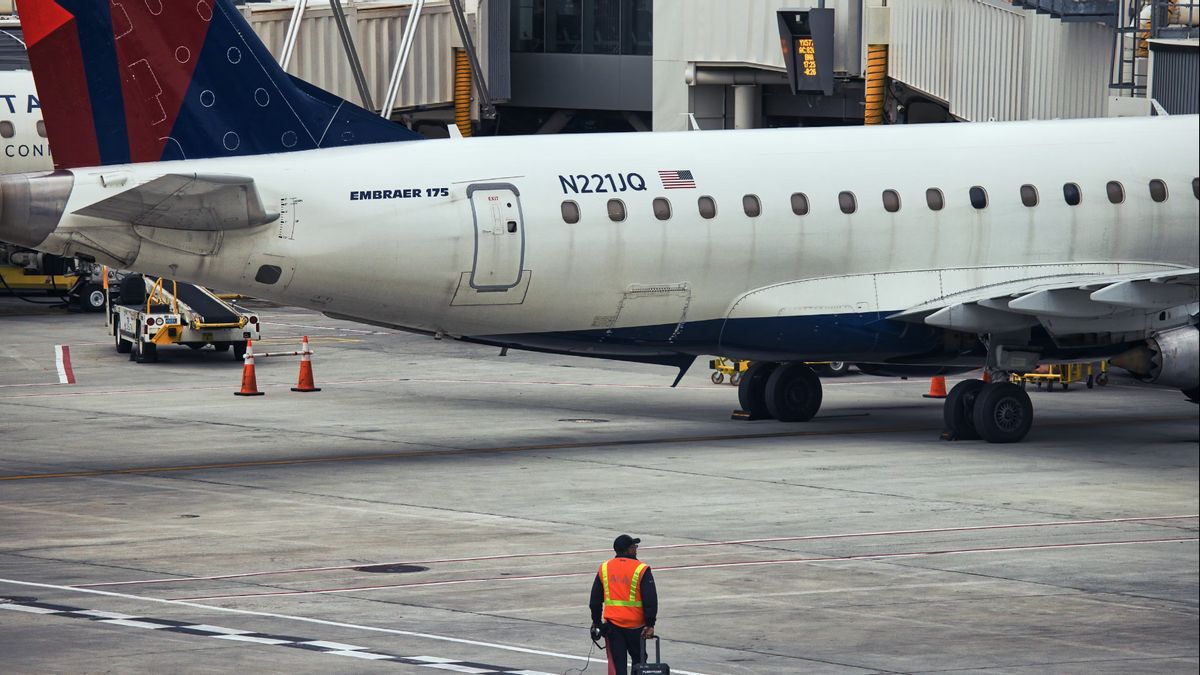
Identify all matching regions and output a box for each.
[4,0,1199,135]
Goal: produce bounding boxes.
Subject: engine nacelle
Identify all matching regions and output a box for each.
[1110,326,1200,394]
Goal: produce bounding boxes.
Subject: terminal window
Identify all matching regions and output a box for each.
[512,0,652,55]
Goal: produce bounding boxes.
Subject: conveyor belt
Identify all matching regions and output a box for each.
[149,277,240,324]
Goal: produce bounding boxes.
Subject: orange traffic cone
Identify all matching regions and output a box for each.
[981,369,992,383]
[923,375,948,399]
[291,336,321,392]
[235,340,264,396]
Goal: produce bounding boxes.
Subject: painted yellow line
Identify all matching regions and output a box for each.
[0,414,1192,482]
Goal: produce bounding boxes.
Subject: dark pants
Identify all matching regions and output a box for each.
[605,623,644,675]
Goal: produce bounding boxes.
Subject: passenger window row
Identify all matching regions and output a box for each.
[560,178,1200,223]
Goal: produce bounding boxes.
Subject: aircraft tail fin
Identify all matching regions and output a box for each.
[18,0,421,170]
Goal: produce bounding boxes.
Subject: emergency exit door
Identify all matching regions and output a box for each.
[468,183,525,290]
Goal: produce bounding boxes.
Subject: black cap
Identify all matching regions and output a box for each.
[613,534,641,552]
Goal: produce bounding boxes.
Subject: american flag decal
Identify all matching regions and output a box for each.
[658,169,696,189]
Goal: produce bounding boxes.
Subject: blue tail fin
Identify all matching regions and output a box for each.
[20,0,421,170]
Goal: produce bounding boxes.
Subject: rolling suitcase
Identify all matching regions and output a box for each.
[633,635,670,675]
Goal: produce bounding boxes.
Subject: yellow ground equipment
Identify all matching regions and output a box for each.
[708,358,750,385]
[1013,361,1109,391]
[708,358,851,384]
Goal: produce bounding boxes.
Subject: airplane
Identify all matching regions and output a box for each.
[1,0,1196,443]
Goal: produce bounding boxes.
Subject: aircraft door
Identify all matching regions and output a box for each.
[468,183,524,290]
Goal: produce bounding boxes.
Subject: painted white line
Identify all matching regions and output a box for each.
[54,345,75,384]
[326,650,395,660]
[73,609,136,619]
[213,634,293,645]
[100,618,171,629]
[0,602,59,614]
[0,577,708,675]
[187,624,253,635]
[300,640,368,651]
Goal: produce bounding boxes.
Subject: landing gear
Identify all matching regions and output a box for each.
[737,362,824,422]
[737,362,777,419]
[942,379,1034,443]
[764,363,823,422]
[972,382,1033,443]
[943,379,985,440]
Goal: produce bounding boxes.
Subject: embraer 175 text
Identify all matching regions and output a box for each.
[2,0,1197,443]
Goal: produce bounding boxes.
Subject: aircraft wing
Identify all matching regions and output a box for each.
[73,174,278,231]
[890,268,1200,334]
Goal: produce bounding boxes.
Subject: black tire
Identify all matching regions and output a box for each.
[764,363,823,422]
[114,326,132,354]
[232,341,247,361]
[711,372,724,384]
[135,341,158,364]
[972,381,1034,444]
[186,343,204,350]
[737,362,777,419]
[943,379,985,440]
[78,283,106,313]
[729,371,743,386]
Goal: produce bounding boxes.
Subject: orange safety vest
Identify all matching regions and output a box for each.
[599,557,649,628]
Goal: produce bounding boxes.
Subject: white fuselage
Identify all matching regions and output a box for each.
[37,115,1200,360]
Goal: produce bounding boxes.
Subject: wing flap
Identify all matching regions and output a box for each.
[891,268,1198,335]
[74,174,278,231]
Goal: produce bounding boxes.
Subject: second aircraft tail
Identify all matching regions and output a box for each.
[19,0,421,170]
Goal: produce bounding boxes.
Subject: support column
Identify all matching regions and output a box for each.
[733,84,759,129]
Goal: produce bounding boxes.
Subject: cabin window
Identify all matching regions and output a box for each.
[742,194,761,217]
[36,120,47,138]
[254,265,282,285]
[1149,179,1168,203]
[1106,181,1125,204]
[1063,182,1082,206]
[1019,184,1038,207]
[698,195,717,219]
[838,191,857,214]
[969,186,988,209]
[607,198,626,222]
[1193,177,1199,199]
[790,192,810,215]
[926,188,945,211]
[882,189,901,213]
[561,200,580,224]
[652,197,672,221]
[0,121,12,139]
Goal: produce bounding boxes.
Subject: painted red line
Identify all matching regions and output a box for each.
[170,536,1198,601]
[79,514,1198,588]
[60,345,76,384]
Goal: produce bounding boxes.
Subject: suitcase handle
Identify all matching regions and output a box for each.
[641,635,660,664]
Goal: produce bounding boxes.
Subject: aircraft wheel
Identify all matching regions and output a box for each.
[943,379,984,440]
[972,381,1033,444]
[737,362,777,419]
[764,363,823,422]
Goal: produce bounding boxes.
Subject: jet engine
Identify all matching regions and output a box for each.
[1110,325,1200,401]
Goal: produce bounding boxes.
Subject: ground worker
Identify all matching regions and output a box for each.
[589,534,657,675]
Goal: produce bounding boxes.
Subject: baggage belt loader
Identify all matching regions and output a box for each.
[111,274,260,363]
